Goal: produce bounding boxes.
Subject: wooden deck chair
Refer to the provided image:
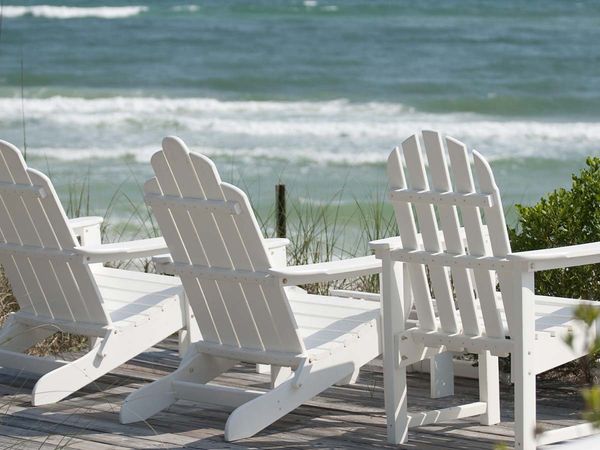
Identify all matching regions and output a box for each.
[0,140,188,406]
[120,136,383,441]
[371,130,600,449]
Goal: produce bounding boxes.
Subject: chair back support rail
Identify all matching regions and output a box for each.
[144,136,305,358]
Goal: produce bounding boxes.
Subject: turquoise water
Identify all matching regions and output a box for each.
[0,0,599,223]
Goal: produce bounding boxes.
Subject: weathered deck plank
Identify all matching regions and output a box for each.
[0,341,588,450]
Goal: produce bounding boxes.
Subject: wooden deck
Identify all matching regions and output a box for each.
[0,340,588,450]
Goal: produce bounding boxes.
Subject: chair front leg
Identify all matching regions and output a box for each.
[512,270,537,450]
[382,257,410,444]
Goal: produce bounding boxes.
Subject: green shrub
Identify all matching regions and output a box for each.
[509,157,600,301]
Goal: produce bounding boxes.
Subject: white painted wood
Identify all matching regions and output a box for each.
[429,352,454,398]
[423,130,480,336]
[172,381,263,407]
[478,350,500,425]
[389,189,493,208]
[0,140,187,406]
[381,256,408,444]
[446,137,504,339]
[375,131,600,449]
[513,270,537,450]
[537,423,598,446]
[120,352,237,424]
[270,366,292,388]
[0,316,53,352]
[387,147,436,331]
[407,402,487,427]
[0,349,65,374]
[125,136,382,441]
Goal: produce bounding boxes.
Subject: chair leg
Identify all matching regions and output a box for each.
[513,271,537,450]
[385,364,409,445]
[120,351,235,424]
[224,359,355,441]
[32,346,99,405]
[513,348,537,450]
[34,308,184,406]
[430,352,454,399]
[336,366,361,386]
[178,299,201,357]
[478,350,500,425]
[271,365,292,388]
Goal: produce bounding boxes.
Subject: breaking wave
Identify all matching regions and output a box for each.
[1,5,148,19]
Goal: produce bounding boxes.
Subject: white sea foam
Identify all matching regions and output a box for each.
[171,5,200,13]
[1,96,599,165]
[1,5,148,19]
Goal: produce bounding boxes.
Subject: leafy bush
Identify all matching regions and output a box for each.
[509,157,600,301]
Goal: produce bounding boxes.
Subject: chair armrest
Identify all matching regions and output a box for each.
[371,226,491,257]
[369,236,404,253]
[69,216,103,235]
[508,242,600,272]
[74,237,168,263]
[264,238,290,268]
[69,216,104,246]
[152,253,174,274]
[269,255,381,286]
[264,238,290,250]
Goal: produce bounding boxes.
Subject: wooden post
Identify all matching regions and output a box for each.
[276,184,286,238]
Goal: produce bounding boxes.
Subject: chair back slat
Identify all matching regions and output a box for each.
[0,140,109,326]
[144,175,221,342]
[472,151,514,333]
[387,148,437,331]
[146,137,304,355]
[421,131,481,336]
[150,149,239,347]
[192,154,300,352]
[388,131,511,339]
[446,137,505,338]
[401,135,458,333]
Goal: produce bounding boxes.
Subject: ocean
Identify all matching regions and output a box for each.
[1,0,599,225]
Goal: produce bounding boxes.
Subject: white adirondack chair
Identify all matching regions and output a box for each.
[0,140,188,406]
[371,130,600,449]
[120,136,383,441]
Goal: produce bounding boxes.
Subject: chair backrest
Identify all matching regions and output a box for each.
[144,136,305,355]
[0,140,109,326]
[387,131,513,339]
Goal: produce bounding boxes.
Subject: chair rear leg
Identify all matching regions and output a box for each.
[271,365,292,388]
[225,360,355,441]
[32,346,99,405]
[430,352,454,398]
[336,366,361,386]
[120,351,235,423]
[478,350,500,425]
[178,300,201,357]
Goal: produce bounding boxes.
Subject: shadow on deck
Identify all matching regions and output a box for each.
[0,341,587,450]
